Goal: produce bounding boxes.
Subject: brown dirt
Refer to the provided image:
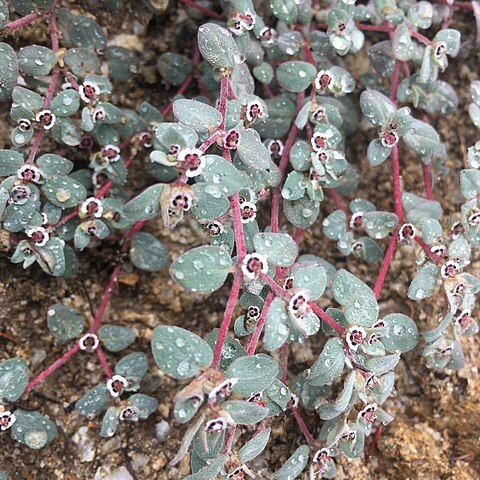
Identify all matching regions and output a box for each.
[1,2,480,480]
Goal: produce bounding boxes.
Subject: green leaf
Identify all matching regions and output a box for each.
[202,154,250,197]
[100,406,120,437]
[362,211,398,239]
[253,62,274,84]
[64,48,100,76]
[129,393,158,419]
[292,263,327,300]
[36,154,74,176]
[106,46,139,81]
[191,183,230,221]
[157,52,192,87]
[11,409,57,449]
[185,454,227,480]
[237,129,277,173]
[253,232,298,267]
[170,245,232,293]
[433,28,461,56]
[173,99,222,132]
[282,171,306,200]
[197,23,240,70]
[47,304,85,340]
[381,313,419,353]
[392,24,414,61]
[238,427,271,463]
[276,61,316,93]
[2,201,36,232]
[332,269,379,327]
[98,325,135,352]
[305,338,345,386]
[407,262,438,300]
[402,119,440,157]
[283,196,320,229]
[460,169,480,200]
[129,232,168,272]
[222,400,268,425]
[270,0,298,23]
[155,122,198,150]
[0,43,18,102]
[227,354,279,396]
[0,150,24,176]
[51,89,80,117]
[263,297,290,351]
[75,384,110,417]
[42,176,87,208]
[115,352,148,380]
[0,0,9,29]
[66,14,106,49]
[367,138,392,166]
[152,325,213,379]
[365,352,401,375]
[123,183,164,221]
[274,445,309,480]
[319,371,356,419]
[18,45,57,76]
[0,358,29,404]
[408,1,433,29]
[360,89,396,127]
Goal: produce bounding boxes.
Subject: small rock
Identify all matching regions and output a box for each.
[94,466,134,480]
[72,426,96,462]
[155,420,170,442]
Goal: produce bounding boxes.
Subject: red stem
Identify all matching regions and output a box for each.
[246,291,275,354]
[355,23,392,32]
[50,12,59,52]
[391,145,404,224]
[178,0,223,19]
[410,29,432,46]
[96,345,113,378]
[307,301,345,335]
[218,75,229,131]
[373,232,399,299]
[414,236,442,264]
[329,188,348,213]
[291,407,315,444]
[6,12,41,30]
[422,163,434,200]
[162,74,194,117]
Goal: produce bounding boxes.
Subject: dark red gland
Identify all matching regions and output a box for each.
[104,147,119,159]
[225,130,240,149]
[84,85,97,99]
[352,216,363,228]
[207,223,222,236]
[458,312,473,329]
[445,265,457,277]
[453,282,466,294]
[0,415,13,429]
[284,277,294,290]
[249,104,262,119]
[342,431,356,442]
[21,168,36,181]
[313,107,326,121]
[269,141,281,155]
[401,225,415,239]
[338,23,346,32]
[79,136,94,150]
[31,231,45,244]
[86,202,100,216]
[111,380,125,395]
[247,306,261,319]
[353,242,363,252]
[241,206,256,220]
[261,29,274,41]
[381,131,398,146]
[319,74,331,91]
[434,43,447,58]
[246,257,264,274]
[39,112,52,125]
[83,336,96,348]
[362,407,377,423]
[121,407,135,419]
[87,225,97,235]
[19,120,31,131]
[389,123,398,130]
[350,330,364,345]
[169,144,181,156]
[172,194,191,211]
[183,154,201,170]
[451,222,464,236]
[139,132,153,148]
[313,136,327,150]
[292,295,307,310]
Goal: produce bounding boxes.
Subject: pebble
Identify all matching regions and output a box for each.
[155,420,170,442]
[94,466,134,480]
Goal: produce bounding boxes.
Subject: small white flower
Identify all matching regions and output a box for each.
[259,27,278,45]
[346,325,367,351]
[205,221,224,237]
[107,375,128,398]
[358,403,377,423]
[26,226,49,247]
[246,100,265,123]
[79,82,100,103]
[398,223,416,241]
[79,333,99,352]
[467,211,480,226]
[93,107,106,123]
[241,252,268,280]
[11,184,31,204]
[102,144,121,162]
[313,448,331,464]
[18,118,32,132]
[433,42,447,59]
[267,139,284,157]
[178,148,206,178]
[120,405,140,421]
[310,131,333,152]
[0,411,16,431]
[314,69,333,92]
[246,305,261,319]
[139,131,153,149]
[441,260,460,279]
[80,197,104,218]
[17,164,43,183]
[239,201,257,223]
[288,290,310,315]
[35,109,56,130]
[224,129,241,150]
[239,11,256,30]
[454,309,473,331]
[227,465,245,479]
[430,244,446,257]
[170,191,194,211]
[41,212,49,225]
[380,130,399,148]
[208,378,238,404]
[205,417,227,432]
[350,212,364,229]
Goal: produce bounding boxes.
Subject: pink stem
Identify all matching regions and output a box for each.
[414,236,442,264]
[307,301,345,335]
[27,131,44,164]
[212,269,243,368]
[162,74,194,117]
[50,12,59,52]
[246,291,275,354]
[410,29,432,46]
[199,132,219,152]
[329,188,348,213]
[422,163,434,200]
[291,407,315,444]
[391,145,404,224]
[218,75,229,131]
[96,345,113,378]
[390,61,401,104]
[279,342,289,383]
[355,23,392,32]
[373,232,399,299]
[6,12,41,30]
[293,228,304,245]
[23,344,80,396]
[178,0,223,19]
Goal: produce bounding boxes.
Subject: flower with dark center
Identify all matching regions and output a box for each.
[259,27,277,45]
[26,226,49,247]
[178,148,205,178]
[350,212,364,229]
[346,325,366,351]
[284,276,294,290]
[102,144,121,162]
[208,378,238,403]
[79,135,94,150]
[341,429,356,442]
[80,197,104,218]
[434,42,447,59]
[246,100,264,123]
[430,245,446,257]
[93,107,106,123]
[380,130,399,148]
[314,70,333,93]
[365,374,380,391]
[228,18,244,35]
[171,192,193,211]
[107,375,128,398]
[169,144,181,156]
[454,309,473,332]
[468,211,480,226]
[351,241,363,253]
[227,466,245,479]
[35,109,56,130]
[224,129,241,149]
[79,82,100,103]
[240,201,257,223]
[311,132,328,152]
[120,406,139,421]
[267,139,284,157]
[288,291,310,315]
[205,417,227,433]
[205,221,224,236]
[79,333,99,352]
[312,106,326,122]
[247,392,266,407]
[451,221,464,238]
[247,305,261,319]
[239,11,255,30]
[87,223,98,236]
[18,118,32,132]
[10,184,31,204]
[453,282,466,295]
[440,260,460,279]
[0,411,16,431]
[16,164,43,183]
[138,131,153,149]
[313,448,331,464]
[398,223,416,241]
[241,252,268,280]
[359,403,377,423]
